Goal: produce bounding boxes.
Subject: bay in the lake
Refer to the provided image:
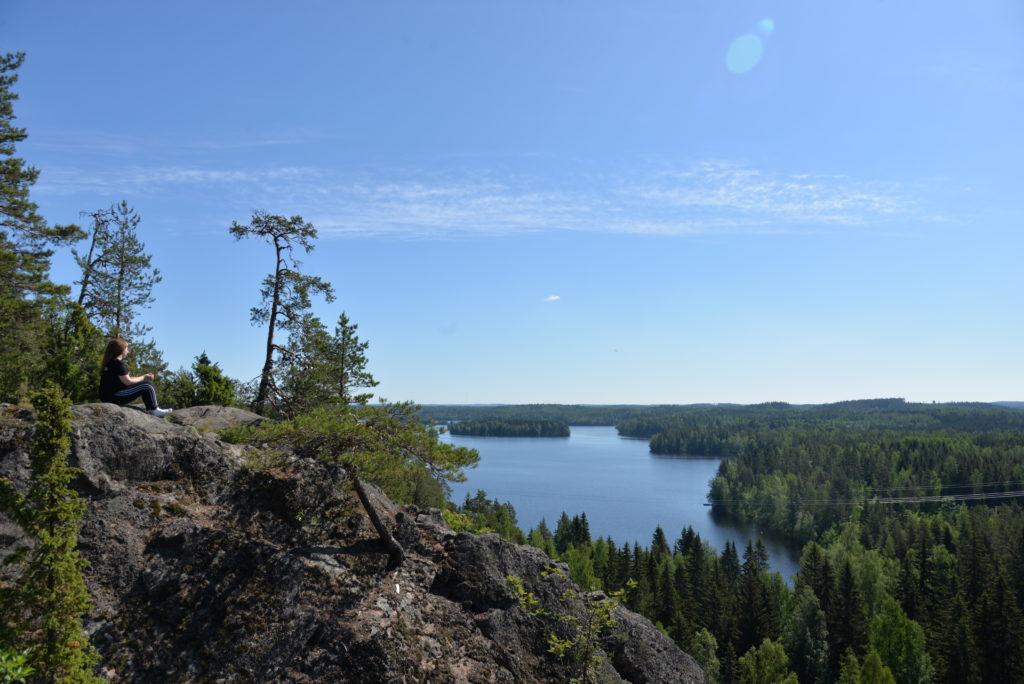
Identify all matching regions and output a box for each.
[443,425,801,581]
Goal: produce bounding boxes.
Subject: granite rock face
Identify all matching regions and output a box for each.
[0,404,706,683]
[167,405,265,432]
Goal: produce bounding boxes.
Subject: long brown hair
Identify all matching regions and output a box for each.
[101,339,128,370]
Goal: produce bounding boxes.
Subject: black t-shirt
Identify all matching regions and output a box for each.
[100,359,130,401]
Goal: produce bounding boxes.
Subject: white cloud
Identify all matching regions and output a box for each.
[544,295,561,302]
[35,159,924,238]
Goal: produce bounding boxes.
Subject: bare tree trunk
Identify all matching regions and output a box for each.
[347,468,405,570]
[254,239,283,415]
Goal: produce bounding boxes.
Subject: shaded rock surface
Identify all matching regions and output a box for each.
[0,404,706,683]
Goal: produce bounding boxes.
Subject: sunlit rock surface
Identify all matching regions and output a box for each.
[0,404,706,683]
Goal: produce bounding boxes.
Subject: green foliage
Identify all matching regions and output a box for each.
[274,311,378,417]
[163,352,237,408]
[37,299,105,402]
[869,597,934,684]
[0,648,33,683]
[0,387,99,681]
[506,569,630,684]
[453,490,526,543]
[449,419,570,437]
[240,447,289,471]
[859,649,897,684]
[327,311,378,405]
[837,649,861,684]
[0,53,81,402]
[689,628,720,683]
[229,210,335,415]
[783,585,830,684]
[161,368,197,409]
[73,201,161,340]
[230,402,478,507]
[737,638,798,684]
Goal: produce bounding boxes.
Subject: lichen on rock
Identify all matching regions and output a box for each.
[0,404,706,683]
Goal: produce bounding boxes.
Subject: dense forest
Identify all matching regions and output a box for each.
[448,399,1024,682]
[455,483,1024,682]
[448,419,570,437]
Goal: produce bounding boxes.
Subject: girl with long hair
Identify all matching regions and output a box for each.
[99,339,172,417]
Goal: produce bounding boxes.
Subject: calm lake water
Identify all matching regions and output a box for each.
[443,425,801,581]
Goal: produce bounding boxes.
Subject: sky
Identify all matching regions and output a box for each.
[3,1,1023,404]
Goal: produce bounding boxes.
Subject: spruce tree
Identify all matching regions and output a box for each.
[328,311,378,405]
[0,387,99,681]
[192,353,236,406]
[38,299,105,402]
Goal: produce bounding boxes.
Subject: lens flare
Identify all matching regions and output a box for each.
[757,18,775,37]
[726,34,763,74]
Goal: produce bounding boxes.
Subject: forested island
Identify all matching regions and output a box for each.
[449,418,570,437]
[420,403,700,426]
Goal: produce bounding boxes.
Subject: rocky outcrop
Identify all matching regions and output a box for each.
[167,405,265,432]
[0,404,706,683]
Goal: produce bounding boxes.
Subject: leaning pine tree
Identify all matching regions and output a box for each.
[229,210,334,415]
[0,387,100,682]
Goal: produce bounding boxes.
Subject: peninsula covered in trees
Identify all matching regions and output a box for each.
[449,419,570,437]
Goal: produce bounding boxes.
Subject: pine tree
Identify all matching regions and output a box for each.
[75,201,161,339]
[229,211,334,414]
[0,53,81,401]
[0,387,99,681]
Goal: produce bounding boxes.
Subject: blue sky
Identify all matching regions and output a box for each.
[4,1,1023,404]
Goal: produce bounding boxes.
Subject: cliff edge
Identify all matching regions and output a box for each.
[0,403,706,683]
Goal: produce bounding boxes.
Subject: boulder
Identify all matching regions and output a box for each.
[167,405,265,431]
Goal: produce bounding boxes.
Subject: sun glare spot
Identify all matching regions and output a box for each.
[757,18,775,37]
[726,34,763,74]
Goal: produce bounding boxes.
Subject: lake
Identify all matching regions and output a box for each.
[443,425,801,581]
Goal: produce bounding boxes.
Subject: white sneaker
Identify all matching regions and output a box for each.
[150,407,173,417]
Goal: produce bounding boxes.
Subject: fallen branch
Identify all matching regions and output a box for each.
[346,467,405,570]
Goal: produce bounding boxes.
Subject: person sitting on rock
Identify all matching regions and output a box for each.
[99,338,173,417]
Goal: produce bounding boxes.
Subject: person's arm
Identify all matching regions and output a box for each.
[116,360,154,385]
[117,372,154,386]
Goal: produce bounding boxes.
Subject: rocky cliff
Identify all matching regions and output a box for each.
[0,403,706,683]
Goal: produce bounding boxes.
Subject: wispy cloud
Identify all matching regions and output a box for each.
[35,160,923,238]
[544,295,561,302]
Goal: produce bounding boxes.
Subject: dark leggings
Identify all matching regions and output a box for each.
[106,381,159,410]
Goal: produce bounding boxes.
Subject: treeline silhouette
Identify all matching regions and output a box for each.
[449,419,570,437]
